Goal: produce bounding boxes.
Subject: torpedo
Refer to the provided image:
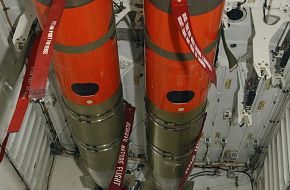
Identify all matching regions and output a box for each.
[144,0,225,189]
[32,0,124,189]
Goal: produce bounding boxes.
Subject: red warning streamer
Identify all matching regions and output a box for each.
[109,101,136,190]
[0,33,41,163]
[171,0,217,85]
[178,113,207,190]
[29,0,65,99]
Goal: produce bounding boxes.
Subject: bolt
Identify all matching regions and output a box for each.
[86,100,93,104]
[178,107,184,112]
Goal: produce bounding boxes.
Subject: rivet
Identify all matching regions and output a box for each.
[178,108,184,112]
[86,100,93,104]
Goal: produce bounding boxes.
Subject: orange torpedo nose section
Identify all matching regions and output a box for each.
[145,0,224,113]
[33,0,120,105]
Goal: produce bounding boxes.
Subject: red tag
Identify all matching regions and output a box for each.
[171,0,217,85]
[178,113,207,190]
[8,33,41,132]
[109,101,136,190]
[29,0,65,99]
[0,33,41,163]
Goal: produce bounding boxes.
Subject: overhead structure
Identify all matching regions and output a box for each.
[2,0,290,189]
[144,0,225,189]
[32,0,123,189]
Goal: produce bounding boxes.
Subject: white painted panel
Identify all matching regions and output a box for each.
[257,101,290,190]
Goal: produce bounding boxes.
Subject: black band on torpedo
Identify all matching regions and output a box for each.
[144,30,219,61]
[148,0,224,16]
[54,16,116,53]
[37,0,94,9]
